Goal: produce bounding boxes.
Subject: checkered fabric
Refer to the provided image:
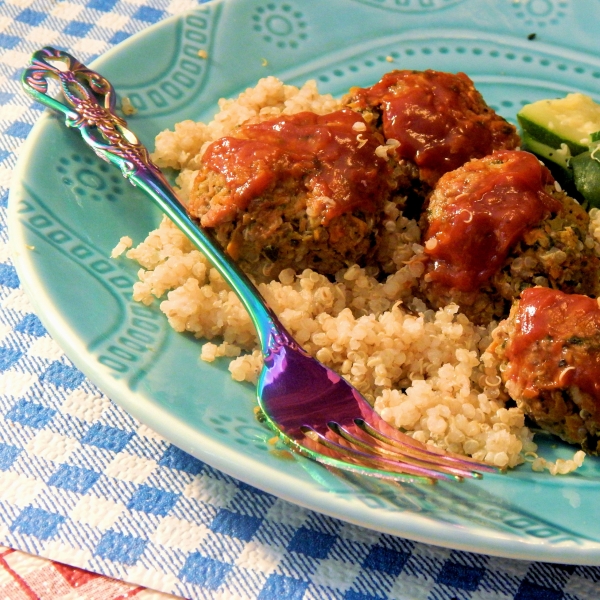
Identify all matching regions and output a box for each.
[1,0,600,599]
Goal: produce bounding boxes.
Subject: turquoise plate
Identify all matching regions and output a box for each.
[9,0,600,564]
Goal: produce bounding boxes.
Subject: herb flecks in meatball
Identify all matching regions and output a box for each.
[419,150,600,324]
[494,287,600,454]
[188,110,395,280]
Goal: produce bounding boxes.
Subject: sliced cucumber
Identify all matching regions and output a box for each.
[521,131,572,171]
[518,93,600,156]
[571,151,600,208]
[520,131,574,193]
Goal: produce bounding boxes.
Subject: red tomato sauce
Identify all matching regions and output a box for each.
[201,110,391,227]
[424,150,561,292]
[505,287,600,400]
[349,70,518,185]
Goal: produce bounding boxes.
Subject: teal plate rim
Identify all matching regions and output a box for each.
[8,0,600,565]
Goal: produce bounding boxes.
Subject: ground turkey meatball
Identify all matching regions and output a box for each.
[188,109,395,281]
[420,150,600,324]
[344,69,520,215]
[492,287,600,454]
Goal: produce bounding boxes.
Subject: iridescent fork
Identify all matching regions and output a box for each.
[22,47,501,484]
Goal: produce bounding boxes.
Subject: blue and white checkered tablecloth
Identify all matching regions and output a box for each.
[1,0,600,598]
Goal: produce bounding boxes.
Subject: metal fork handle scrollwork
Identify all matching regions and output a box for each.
[22,47,285,352]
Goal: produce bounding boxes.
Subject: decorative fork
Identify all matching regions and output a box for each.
[22,47,501,484]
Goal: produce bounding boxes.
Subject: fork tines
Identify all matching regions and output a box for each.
[300,419,503,484]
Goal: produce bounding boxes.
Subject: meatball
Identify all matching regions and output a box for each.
[419,150,600,324]
[493,287,600,454]
[344,69,520,206]
[188,110,395,281]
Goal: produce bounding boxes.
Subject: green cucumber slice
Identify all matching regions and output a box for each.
[518,93,600,156]
[521,131,572,171]
[520,131,574,194]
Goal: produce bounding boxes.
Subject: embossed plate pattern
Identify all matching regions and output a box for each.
[8,0,600,564]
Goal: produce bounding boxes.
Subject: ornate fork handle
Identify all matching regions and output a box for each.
[22,46,290,354]
[23,47,160,181]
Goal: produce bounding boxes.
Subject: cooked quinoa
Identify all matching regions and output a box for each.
[114,77,600,474]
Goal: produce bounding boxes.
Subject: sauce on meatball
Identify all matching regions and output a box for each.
[424,150,562,292]
[200,109,391,227]
[348,70,520,185]
[505,287,600,401]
